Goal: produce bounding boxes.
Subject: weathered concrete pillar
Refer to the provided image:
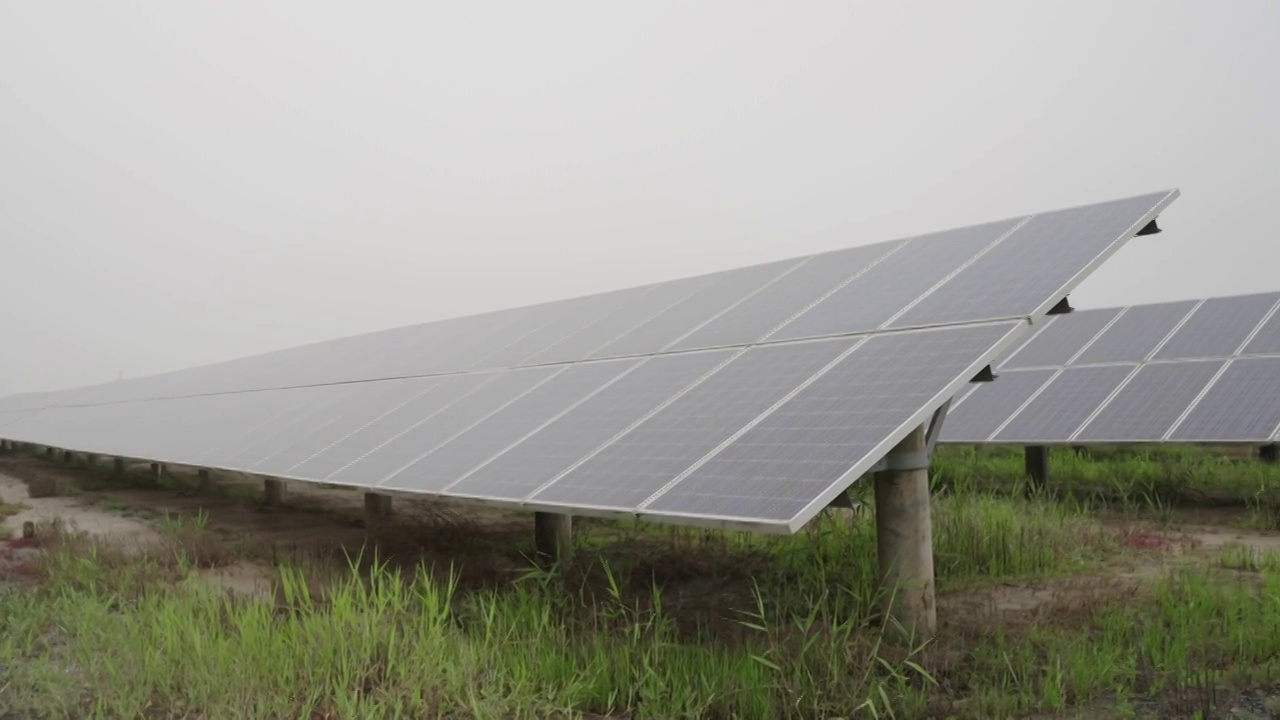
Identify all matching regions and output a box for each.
[364,492,392,525]
[1025,445,1050,490]
[112,457,126,477]
[263,478,285,506]
[873,425,936,640]
[534,512,573,567]
[1260,444,1278,464]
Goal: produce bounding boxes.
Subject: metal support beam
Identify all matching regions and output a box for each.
[534,512,573,568]
[873,424,937,640]
[1261,444,1278,464]
[1025,445,1050,490]
[263,478,285,506]
[364,492,393,525]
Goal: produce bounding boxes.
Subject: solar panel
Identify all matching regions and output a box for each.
[992,365,1134,443]
[1075,361,1223,442]
[891,192,1173,327]
[998,309,1122,369]
[641,322,1021,529]
[1242,305,1280,356]
[943,369,1056,442]
[1152,293,1280,361]
[943,290,1280,447]
[0,189,1179,531]
[667,242,901,352]
[446,350,733,501]
[1071,301,1197,365]
[770,219,1021,341]
[1168,358,1280,442]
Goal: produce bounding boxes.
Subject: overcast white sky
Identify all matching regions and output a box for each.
[2,1,1278,397]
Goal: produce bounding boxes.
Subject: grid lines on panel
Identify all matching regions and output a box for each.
[668,242,898,352]
[1075,361,1224,442]
[382,360,638,493]
[328,366,563,486]
[992,365,1134,442]
[1072,301,1198,365]
[1000,309,1122,369]
[446,350,734,501]
[528,338,858,511]
[1168,358,1280,441]
[940,369,1057,442]
[773,219,1022,341]
[643,322,1021,524]
[893,192,1172,328]
[1152,293,1280,361]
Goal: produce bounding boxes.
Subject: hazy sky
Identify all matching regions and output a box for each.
[2,1,1278,398]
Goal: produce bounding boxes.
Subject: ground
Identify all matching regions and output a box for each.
[1,447,1279,719]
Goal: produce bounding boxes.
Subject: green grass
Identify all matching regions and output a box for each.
[1,447,1279,717]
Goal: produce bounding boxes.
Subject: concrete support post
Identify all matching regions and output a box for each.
[263,478,285,506]
[363,492,393,526]
[1260,444,1278,464]
[112,457,126,477]
[873,425,936,640]
[1025,445,1050,490]
[534,512,573,567]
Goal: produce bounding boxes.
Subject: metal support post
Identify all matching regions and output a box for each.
[1261,444,1278,464]
[112,457,126,477]
[263,478,285,506]
[873,424,937,640]
[197,468,211,487]
[1025,445,1050,490]
[364,492,393,525]
[534,512,573,568]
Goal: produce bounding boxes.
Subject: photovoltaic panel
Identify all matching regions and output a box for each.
[471,287,650,370]
[588,259,802,360]
[529,338,857,511]
[382,359,638,494]
[667,242,899,352]
[327,366,563,485]
[250,378,439,476]
[518,275,717,366]
[215,384,362,470]
[642,322,1022,527]
[446,350,733,501]
[770,219,1021,341]
[1071,301,1197,365]
[998,309,1122,369]
[1,189,1183,532]
[892,191,1176,328]
[286,373,501,481]
[942,369,1056,442]
[1075,361,1223,441]
[1152,293,1280,360]
[992,365,1134,442]
[1242,308,1280,356]
[1170,358,1280,441]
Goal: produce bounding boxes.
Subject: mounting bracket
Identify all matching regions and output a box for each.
[1047,296,1075,315]
[865,399,951,474]
[970,365,997,383]
[1135,218,1162,236]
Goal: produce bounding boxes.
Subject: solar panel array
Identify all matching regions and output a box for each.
[942,291,1280,445]
[0,190,1178,532]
